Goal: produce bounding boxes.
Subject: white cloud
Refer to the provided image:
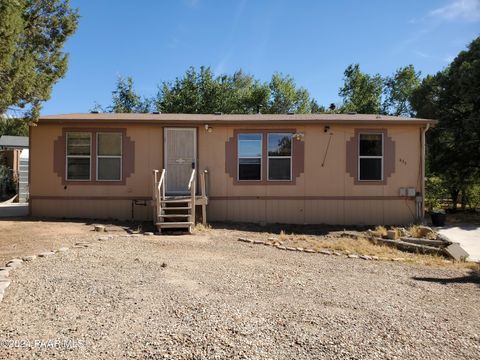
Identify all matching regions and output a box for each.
[429,0,480,22]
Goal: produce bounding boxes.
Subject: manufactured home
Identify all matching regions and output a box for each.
[29,113,435,231]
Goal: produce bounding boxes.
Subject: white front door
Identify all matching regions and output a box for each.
[164,128,196,194]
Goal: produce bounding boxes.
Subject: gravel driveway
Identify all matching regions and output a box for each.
[1,231,479,359]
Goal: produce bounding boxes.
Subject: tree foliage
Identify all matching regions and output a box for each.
[411,36,480,209]
[338,64,383,114]
[99,66,319,115]
[156,67,311,114]
[0,0,79,119]
[0,115,29,137]
[383,65,421,116]
[266,73,311,114]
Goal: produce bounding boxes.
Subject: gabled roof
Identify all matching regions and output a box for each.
[0,135,29,149]
[39,113,437,125]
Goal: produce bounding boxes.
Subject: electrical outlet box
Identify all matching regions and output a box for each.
[399,188,407,196]
[407,187,416,197]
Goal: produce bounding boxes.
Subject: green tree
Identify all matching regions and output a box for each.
[93,76,152,113]
[0,0,78,120]
[383,65,421,116]
[102,67,319,115]
[266,73,311,114]
[0,115,29,136]
[111,77,151,113]
[338,64,383,114]
[310,99,325,113]
[411,36,480,209]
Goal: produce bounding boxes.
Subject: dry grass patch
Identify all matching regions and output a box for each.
[269,231,477,269]
[194,223,212,233]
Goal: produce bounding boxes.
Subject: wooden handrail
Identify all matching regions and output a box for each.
[188,169,196,229]
[187,169,196,190]
[158,169,166,197]
[152,169,166,226]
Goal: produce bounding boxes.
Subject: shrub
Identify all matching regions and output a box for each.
[0,165,16,198]
[425,176,448,211]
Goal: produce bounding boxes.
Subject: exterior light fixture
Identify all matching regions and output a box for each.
[204,124,213,133]
[293,132,304,141]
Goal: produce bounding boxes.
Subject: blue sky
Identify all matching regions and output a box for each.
[42,0,480,114]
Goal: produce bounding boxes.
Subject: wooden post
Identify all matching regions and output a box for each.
[188,169,196,233]
[152,170,158,224]
[201,170,207,225]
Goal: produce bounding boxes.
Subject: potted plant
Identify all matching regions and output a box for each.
[430,208,447,227]
[425,177,447,227]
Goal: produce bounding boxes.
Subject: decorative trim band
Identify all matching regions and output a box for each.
[209,195,412,201]
[30,196,151,201]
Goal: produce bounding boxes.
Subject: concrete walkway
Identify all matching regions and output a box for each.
[438,225,480,262]
[0,203,29,218]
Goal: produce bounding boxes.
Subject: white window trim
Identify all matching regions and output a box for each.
[96,132,123,182]
[267,133,293,181]
[358,133,384,182]
[66,132,91,181]
[237,133,263,181]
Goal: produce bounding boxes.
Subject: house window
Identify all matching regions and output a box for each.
[358,133,383,181]
[238,133,262,180]
[268,133,292,180]
[97,132,122,181]
[66,132,91,180]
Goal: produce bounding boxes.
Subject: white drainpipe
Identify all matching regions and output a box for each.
[420,123,430,222]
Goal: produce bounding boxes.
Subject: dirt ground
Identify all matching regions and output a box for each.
[0,218,137,264]
[1,219,479,359]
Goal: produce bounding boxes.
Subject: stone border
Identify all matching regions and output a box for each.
[237,237,391,262]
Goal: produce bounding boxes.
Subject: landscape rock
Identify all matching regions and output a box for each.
[347,254,359,259]
[319,250,332,255]
[285,247,297,251]
[359,255,372,260]
[57,247,69,252]
[38,251,55,257]
[386,230,399,240]
[6,260,22,268]
[22,255,36,262]
[144,232,154,236]
[75,242,90,247]
[0,279,11,292]
[304,249,315,253]
[238,237,253,243]
[275,245,286,250]
[6,258,22,265]
[444,243,469,261]
[397,227,409,237]
[94,225,106,232]
[253,240,265,245]
[417,226,435,238]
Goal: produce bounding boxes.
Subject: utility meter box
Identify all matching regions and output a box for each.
[407,187,416,197]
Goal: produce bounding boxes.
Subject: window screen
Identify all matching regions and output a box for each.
[359,133,383,181]
[97,133,122,181]
[268,133,292,180]
[66,133,91,180]
[238,134,262,180]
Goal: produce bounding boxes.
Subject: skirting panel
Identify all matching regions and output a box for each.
[31,199,152,221]
[207,198,415,225]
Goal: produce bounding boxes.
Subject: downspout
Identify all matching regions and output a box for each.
[420,123,430,222]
